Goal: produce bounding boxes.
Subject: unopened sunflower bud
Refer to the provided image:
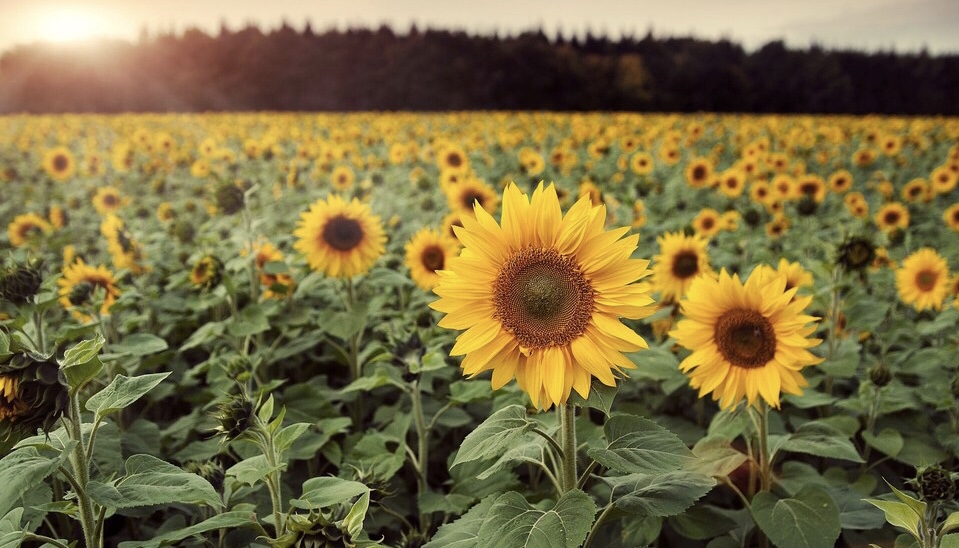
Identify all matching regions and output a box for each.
[213,394,255,441]
[183,460,225,492]
[0,264,42,305]
[867,363,892,387]
[215,183,245,215]
[914,465,956,503]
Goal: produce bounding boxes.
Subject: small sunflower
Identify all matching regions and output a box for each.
[445,178,500,217]
[293,194,386,278]
[931,166,958,195]
[651,231,713,302]
[795,175,827,203]
[669,267,823,410]
[430,183,655,409]
[331,165,355,191]
[685,157,713,189]
[42,146,76,182]
[717,168,746,198]
[190,255,223,290]
[437,144,469,173]
[944,203,959,232]
[630,151,654,176]
[48,205,67,229]
[7,214,53,247]
[250,242,295,299]
[57,259,121,321]
[901,178,930,203]
[896,248,951,312]
[874,202,910,233]
[827,170,853,194]
[92,186,123,215]
[404,227,460,290]
[692,208,722,239]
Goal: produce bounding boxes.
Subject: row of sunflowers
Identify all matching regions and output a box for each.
[1,112,958,547]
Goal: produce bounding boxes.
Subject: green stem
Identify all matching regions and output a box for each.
[583,503,615,548]
[22,533,71,548]
[559,403,577,494]
[262,432,285,538]
[33,309,44,354]
[531,427,565,457]
[411,380,429,496]
[67,397,99,548]
[756,402,772,493]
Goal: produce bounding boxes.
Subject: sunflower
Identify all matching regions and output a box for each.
[669,267,823,410]
[42,146,76,182]
[404,227,460,290]
[190,255,223,290]
[717,168,746,198]
[293,194,386,278]
[7,214,53,247]
[931,166,958,195]
[651,231,713,302]
[827,170,853,194]
[251,242,295,299]
[578,180,602,206]
[749,181,773,204]
[430,183,655,409]
[57,259,121,321]
[0,354,69,443]
[48,205,67,229]
[874,202,910,233]
[901,178,930,203]
[765,258,813,294]
[445,178,500,217]
[944,203,959,232]
[765,215,790,239]
[331,165,355,191]
[896,248,951,311]
[92,186,124,215]
[437,143,469,173]
[685,157,713,189]
[692,208,722,238]
[630,151,654,176]
[795,175,827,203]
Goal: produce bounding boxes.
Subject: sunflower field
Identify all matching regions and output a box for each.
[1,112,959,548]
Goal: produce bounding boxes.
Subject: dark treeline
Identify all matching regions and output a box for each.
[1,23,957,114]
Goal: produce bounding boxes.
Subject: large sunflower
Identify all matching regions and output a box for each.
[651,231,713,302]
[430,183,655,409]
[896,248,951,311]
[57,259,121,321]
[405,227,460,291]
[293,194,386,278]
[669,268,823,410]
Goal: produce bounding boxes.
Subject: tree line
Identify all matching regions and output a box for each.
[0,23,956,114]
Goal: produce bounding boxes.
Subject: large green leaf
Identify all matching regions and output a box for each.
[0,508,23,548]
[0,447,72,517]
[227,303,271,337]
[116,511,258,548]
[85,372,171,418]
[607,471,715,517]
[567,380,618,416]
[688,437,748,478]
[225,455,281,487]
[100,454,222,510]
[587,415,694,474]
[778,420,864,463]
[423,495,496,548]
[290,477,370,511]
[862,428,904,458]
[474,490,596,548]
[58,333,105,393]
[110,333,169,357]
[863,499,920,539]
[752,486,841,548]
[451,405,534,468]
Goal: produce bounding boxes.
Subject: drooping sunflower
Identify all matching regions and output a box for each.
[404,227,460,291]
[651,231,713,302]
[944,203,959,232]
[42,146,76,182]
[0,353,69,444]
[293,194,386,278]
[190,255,224,290]
[57,259,121,321]
[7,214,53,247]
[430,183,655,409]
[896,248,951,312]
[874,202,910,232]
[92,186,124,215]
[669,267,823,410]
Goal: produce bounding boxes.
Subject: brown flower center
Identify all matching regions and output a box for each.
[52,154,69,172]
[916,270,939,292]
[322,215,364,251]
[462,192,484,210]
[446,151,463,168]
[884,211,900,224]
[493,247,594,349]
[420,245,445,272]
[671,251,700,279]
[692,165,707,181]
[714,308,777,368]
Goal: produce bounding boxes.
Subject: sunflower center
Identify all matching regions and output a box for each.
[884,211,900,224]
[671,251,700,279]
[714,308,777,368]
[692,166,706,181]
[322,215,364,251]
[493,247,594,349]
[446,152,463,168]
[916,270,939,292]
[701,217,715,230]
[420,245,445,272]
[463,193,483,210]
[52,154,69,172]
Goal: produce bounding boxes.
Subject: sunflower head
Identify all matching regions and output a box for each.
[190,256,224,290]
[0,352,69,444]
[404,227,460,291]
[911,465,957,504]
[431,182,654,409]
[215,183,245,215]
[837,237,876,272]
[895,247,951,311]
[212,392,256,441]
[651,231,713,303]
[0,262,42,305]
[293,194,386,278]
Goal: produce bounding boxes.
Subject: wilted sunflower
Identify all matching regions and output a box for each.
[652,231,713,302]
[57,259,121,321]
[0,353,69,444]
[669,267,823,410]
[896,248,951,311]
[404,227,460,291]
[7,213,53,247]
[293,194,386,278]
[42,146,76,182]
[430,183,655,409]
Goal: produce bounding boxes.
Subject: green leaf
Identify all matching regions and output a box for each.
[275,422,311,454]
[59,333,105,393]
[942,512,959,535]
[779,420,864,463]
[668,504,737,541]
[110,333,169,356]
[226,455,281,487]
[410,351,448,374]
[864,499,920,539]
[587,415,694,474]
[0,331,12,363]
[689,437,748,478]
[180,320,225,351]
[567,380,618,416]
[707,409,750,439]
[752,486,841,548]
[450,380,493,404]
[106,454,222,510]
[324,303,368,340]
[475,490,595,548]
[116,511,258,548]
[887,483,926,519]
[227,304,270,337]
[340,491,370,539]
[607,471,716,517]
[86,372,170,418]
[0,508,24,548]
[290,477,370,511]
[451,405,534,468]
[818,339,860,378]
[862,428,904,458]
[423,495,496,548]
[478,436,547,481]
[0,447,72,517]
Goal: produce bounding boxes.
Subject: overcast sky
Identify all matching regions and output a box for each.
[1,0,957,55]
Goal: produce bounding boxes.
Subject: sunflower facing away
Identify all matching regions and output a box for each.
[896,248,951,312]
[651,231,713,303]
[669,267,823,410]
[430,183,655,409]
[293,194,386,278]
[405,227,460,291]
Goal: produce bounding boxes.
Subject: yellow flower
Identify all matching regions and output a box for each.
[404,227,460,290]
[944,203,959,232]
[445,178,500,217]
[874,202,910,232]
[7,214,52,247]
[692,208,722,239]
[896,248,951,311]
[293,194,386,278]
[42,146,76,182]
[92,186,123,215]
[430,183,655,409]
[669,268,823,410]
[57,259,121,321]
[331,165,355,191]
[651,231,713,302]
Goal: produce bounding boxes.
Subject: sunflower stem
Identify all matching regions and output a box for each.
[67,395,100,548]
[559,403,577,493]
[756,402,772,493]
[33,308,45,354]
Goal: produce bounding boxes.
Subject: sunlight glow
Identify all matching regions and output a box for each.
[35,7,108,44]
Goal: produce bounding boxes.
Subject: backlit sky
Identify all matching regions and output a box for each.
[1,0,957,55]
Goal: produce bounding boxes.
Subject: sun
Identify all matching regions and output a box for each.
[35,6,108,44]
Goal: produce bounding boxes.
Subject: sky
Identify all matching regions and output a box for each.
[1,0,957,55]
